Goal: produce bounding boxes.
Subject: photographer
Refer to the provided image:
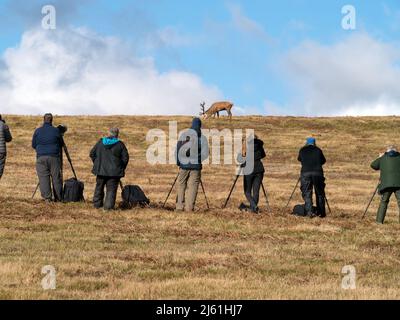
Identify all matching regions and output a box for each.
[237,134,266,214]
[298,137,327,218]
[31,113,63,202]
[0,115,12,181]
[90,128,129,211]
[175,118,209,212]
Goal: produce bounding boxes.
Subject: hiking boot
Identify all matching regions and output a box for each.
[307,212,317,219]
[251,207,260,214]
[239,203,248,212]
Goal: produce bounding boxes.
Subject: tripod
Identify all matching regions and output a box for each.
[362,183,380,220]
[162,171,210,210]
[283,178,301,211]
[31,138,78,200]
[283,177,332,214]
[223,167,271,211]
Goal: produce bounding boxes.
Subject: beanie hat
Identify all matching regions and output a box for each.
[306,137,316,146]
[109,128,120,138]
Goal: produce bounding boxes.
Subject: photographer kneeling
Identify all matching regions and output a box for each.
[32,113,63,202]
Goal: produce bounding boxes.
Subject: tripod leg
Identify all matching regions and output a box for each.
[283,178,300,211]
[32,182,40,199]
[162,173,179,208]
[223,175,240,209]
[362,185,379,220]
[261,183,271,212]
[63,143,78,180]
[200,179,210,210]
[60,147,64,187]
[325,195,332,214]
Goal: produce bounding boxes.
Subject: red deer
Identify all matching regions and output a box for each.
[200,101,234,120]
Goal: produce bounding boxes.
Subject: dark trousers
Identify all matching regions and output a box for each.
[301,173,326,217]
[36,156,63,201]
[244,172,264,211]
[377,187,400,224]
[93,176,120,210]
[0,153,6,179]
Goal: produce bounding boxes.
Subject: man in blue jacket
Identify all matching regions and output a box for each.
[176,118,209,212]
[32,113,63,201]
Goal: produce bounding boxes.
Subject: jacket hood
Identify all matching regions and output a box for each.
[254,138,264,147]
[102,137,120,148]
[386,150,400,157]
[191,118,202,135]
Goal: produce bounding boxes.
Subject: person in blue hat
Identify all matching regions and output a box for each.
[297,137,327,217]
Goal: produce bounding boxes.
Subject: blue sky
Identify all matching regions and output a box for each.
[0,0,400,115]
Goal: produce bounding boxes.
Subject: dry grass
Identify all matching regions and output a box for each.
[1,115,400,299]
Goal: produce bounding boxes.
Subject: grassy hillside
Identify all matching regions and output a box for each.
[1,115,400,299]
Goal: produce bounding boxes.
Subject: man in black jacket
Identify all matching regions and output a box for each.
[90,128,129,210]
[32,113,63,201]
[298,137,327,218]
[238,135,266,214]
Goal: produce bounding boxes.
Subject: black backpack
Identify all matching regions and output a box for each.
[63,178,85,202]
[292,204,317,217]
[121,185,150,209]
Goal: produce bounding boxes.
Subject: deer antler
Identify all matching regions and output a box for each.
[200,102,206,115]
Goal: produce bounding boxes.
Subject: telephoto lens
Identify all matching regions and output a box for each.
[57,124,68,135]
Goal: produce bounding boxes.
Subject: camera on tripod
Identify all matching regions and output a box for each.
[57,124,68,136]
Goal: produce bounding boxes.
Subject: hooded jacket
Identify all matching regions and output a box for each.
[238,138,266,175]
[0,120,12,154]
[371,150,400,193]
[32,123,62,158]
[90,137,129,177]
[298,145,326,175]
[176,118,209,171]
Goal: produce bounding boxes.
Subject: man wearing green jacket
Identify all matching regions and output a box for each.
[371,145,400,224]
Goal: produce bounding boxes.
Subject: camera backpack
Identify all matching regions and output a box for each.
[120,185,150,209]
[63,178,85,202]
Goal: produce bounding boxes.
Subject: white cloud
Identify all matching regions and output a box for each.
[282,33,400,116]
[0,27,221,115]
[263,100,286,116]
[227,3,273,45]
[383,3,400,31]
[155,26,195,47]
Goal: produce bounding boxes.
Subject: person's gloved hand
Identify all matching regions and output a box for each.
[237,153,246,167]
